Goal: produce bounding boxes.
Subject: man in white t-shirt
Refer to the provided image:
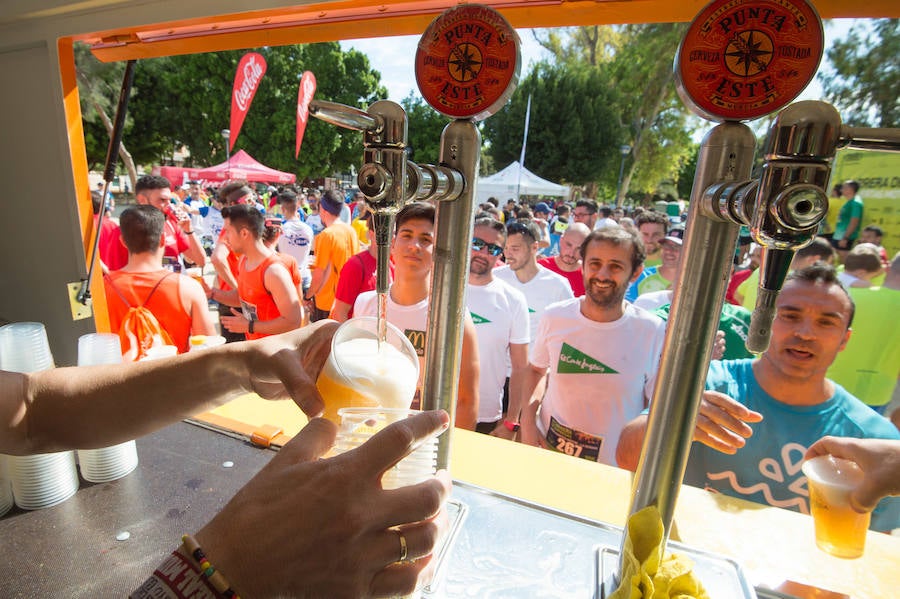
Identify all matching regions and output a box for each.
[520,226,666,466]
[466,217,530,438]
[495,219,574,348]
[276,190,314,295]
[353,201,480,430]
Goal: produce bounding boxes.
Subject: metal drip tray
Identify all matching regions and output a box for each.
[427,481,756,598]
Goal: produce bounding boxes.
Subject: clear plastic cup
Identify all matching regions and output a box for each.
[802,454,870,559]
[0,322,55,372]
[76,332,139,483]
[0,322,79,509]
[334,408,439,490]
[316,317,419,422]
[78,333,123,366]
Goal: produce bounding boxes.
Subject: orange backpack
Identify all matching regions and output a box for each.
[105,273,175,361]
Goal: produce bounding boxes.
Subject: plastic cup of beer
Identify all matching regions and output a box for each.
[801,454,870,559]
[316,317,419,422]
[184,267,205,286]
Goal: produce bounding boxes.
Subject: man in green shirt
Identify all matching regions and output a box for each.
[832,179,863,259]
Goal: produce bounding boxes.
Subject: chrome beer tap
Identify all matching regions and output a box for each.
[309,99,464,343]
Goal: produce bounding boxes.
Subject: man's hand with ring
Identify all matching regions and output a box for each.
[193,410,452,598]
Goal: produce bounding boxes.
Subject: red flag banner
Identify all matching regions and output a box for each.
[229,52,267,153]
[295,71,317,159]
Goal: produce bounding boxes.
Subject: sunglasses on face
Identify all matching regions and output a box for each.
[472,238,504,257]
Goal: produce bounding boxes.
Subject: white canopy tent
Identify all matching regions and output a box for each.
[475,161,571,204]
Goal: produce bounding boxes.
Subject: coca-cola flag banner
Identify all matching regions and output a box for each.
[295,71,317,159]
[229,52,267,153]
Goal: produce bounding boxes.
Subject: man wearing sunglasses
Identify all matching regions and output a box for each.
[520,226,666,467]
[466,218,530,438]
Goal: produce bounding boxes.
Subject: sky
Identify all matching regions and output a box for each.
[341,20,864,114]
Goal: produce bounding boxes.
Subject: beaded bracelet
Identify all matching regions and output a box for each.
[181,534,241,599]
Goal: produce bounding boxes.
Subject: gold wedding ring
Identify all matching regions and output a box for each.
[397,529,409,562]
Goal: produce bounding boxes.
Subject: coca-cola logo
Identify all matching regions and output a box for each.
[235,56,264,111]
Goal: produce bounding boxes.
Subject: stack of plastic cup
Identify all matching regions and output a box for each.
[75,333,139,483]
[333,408,439,490]
[0,322,80,510]
[0,455,12,517]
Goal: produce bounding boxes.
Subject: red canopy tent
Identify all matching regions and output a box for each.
[195,150,296,183]
[152,149,296,187]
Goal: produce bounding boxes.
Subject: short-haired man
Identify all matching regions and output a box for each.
[277,189,314,297]
[354,202,479,430]
[211,204,302,339]
[594,206,617,230]
[617,264,900,532]
[466,217,531,437]
[858,224,888,265]
[520,227,666,466]
[209,181,258,343]
[494,220,573,348]
[306,190,359,322]
[571,199,598,230]
[538,222,591,297]
[838,243,883,288]
[634,210,669,267]
[625,227,683,302]
[104,206,216,355]
[137,175,207,269]
[832,180,863,257]
[107,175,208,272]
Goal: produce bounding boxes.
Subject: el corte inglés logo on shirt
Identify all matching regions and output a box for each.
[557,342,619,374]
[469,312,491,324]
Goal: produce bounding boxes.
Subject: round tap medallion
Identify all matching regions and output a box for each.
[675,0,823,121]
[415,4,521,120]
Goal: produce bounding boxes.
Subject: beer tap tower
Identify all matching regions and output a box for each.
[616,0,900,592]
[309,5,521,468]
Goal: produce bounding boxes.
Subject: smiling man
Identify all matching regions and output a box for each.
[354,202,479,430]
[520,227,666,466]
[617,263,900,532]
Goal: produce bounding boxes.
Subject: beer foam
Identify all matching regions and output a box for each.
[333,337,418,409]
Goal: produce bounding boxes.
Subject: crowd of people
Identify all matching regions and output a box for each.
[14,175,895,595]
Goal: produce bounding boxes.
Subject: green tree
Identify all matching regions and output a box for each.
[482,61,623,191]
[78,43,387,181]
[526,24,696,203]
[819,19,899,128]
[401,92,451,165]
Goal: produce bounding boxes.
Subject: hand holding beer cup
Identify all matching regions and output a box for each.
[801,453,870,559]
[193,410,452,598]
[316,317,419,422]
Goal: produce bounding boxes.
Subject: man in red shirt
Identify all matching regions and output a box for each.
[210,204,302,339]
[107,175,207,272]
[104,206,215,358]
[537,222,590,297]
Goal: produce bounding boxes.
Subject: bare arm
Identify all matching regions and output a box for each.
[454,315,480,431]
[491,342,529,440]
[616,390,763,471]
[329,299,352,322]
[211,239,238,290]
[179,276,217,336]
[181,230,207,267]
[519,363,548,446]
[307,261,332,299]
[0,321,337,455]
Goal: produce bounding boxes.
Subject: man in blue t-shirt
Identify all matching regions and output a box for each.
[617,263,900,532]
